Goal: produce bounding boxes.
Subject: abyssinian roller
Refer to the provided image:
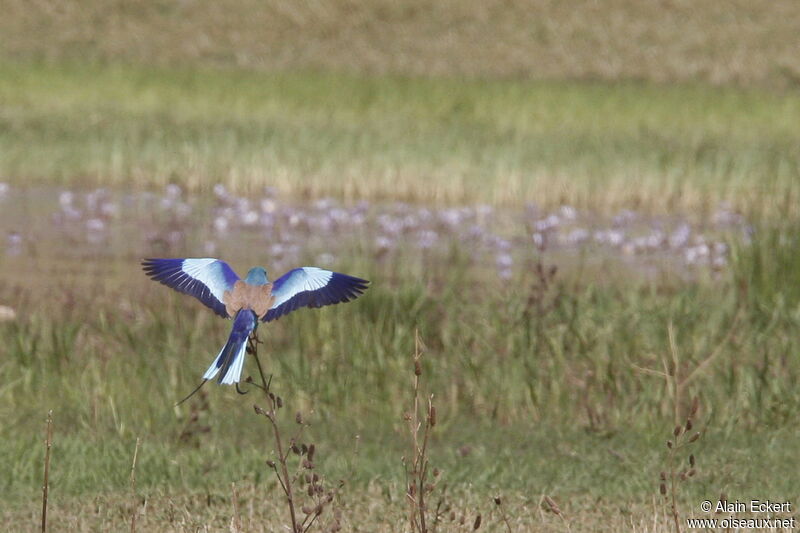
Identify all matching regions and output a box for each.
[142,258,369,389]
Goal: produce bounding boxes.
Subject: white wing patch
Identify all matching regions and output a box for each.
[269,267,333,309]
[182,258,228,302]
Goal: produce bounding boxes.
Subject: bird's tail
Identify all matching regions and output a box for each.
[203,309,258,385]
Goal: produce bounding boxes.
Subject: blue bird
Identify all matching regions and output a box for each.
[142,258,369,388]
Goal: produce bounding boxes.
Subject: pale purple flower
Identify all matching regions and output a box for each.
[594,230,625,246]
[493,237,512,251]
[213,183,228,199]
[669,223,691,248]
[174,202,192,218]
[213,216,229,233]
[86,218,106,232]
[315,198,335,210]
[496,253,513,269]
[100,201,119,218]
[348,212,366,226]
[466,225,485,240]
[7,232,22,247]
[312,215,334,232]
[167,230,183,245]
[685,244,710,264]
[85,188,109,212]
[61,205,82,220]
[562,228,590,245]
[235,198,251,213]
[613,210,637,226]
[165,184,182,199]
[242,210,259,226]
[559,205,577,220]
[375,236,394,250]
[638,231,664,249]
[261,198,277,213]
[439,209,463,227]
[316,253,335,266]
[378,215,402,235]
[6,232,22,255]
[59,191,74,208]
[417,230,438,249]
[259,213,275,228]
[534,214,560,232]
[329,208,350,224]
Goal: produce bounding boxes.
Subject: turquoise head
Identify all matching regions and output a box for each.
[244,267,269,285]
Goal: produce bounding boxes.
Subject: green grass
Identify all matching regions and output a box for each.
[2,61,799,214]
[2,220,799,529]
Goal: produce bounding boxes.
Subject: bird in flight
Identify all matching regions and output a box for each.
[142,258,369,392]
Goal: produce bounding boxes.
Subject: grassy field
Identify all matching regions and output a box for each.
[2,1,800,531]
[1,196,799,530]
[2,61,799,216]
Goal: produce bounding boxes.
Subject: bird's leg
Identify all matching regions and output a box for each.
[248,334,271,395]
[235,382,249,395]
[243,332,271,393]
[248,331,264,351]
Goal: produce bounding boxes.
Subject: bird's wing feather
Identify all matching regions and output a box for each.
[142,258,240,318]
[262,267,369,322]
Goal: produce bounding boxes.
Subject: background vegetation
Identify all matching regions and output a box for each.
[1,1,798,531]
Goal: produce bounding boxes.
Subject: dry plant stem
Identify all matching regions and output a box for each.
[406,331,441,533]
[666,443,680,533]
[231,482,241,533]
[250,334,300,533]
[41,410,53,533]
[417,396,434,533]
[407,334,424,532]
[494,498,512,533]
[130,437,140,533]
[661,399,700,533]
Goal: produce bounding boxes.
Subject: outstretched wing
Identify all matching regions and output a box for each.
[142,258,240,318]
[263,267,369,322]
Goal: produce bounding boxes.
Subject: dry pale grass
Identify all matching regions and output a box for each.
[2,484,715,533]
[2,0,800,88]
